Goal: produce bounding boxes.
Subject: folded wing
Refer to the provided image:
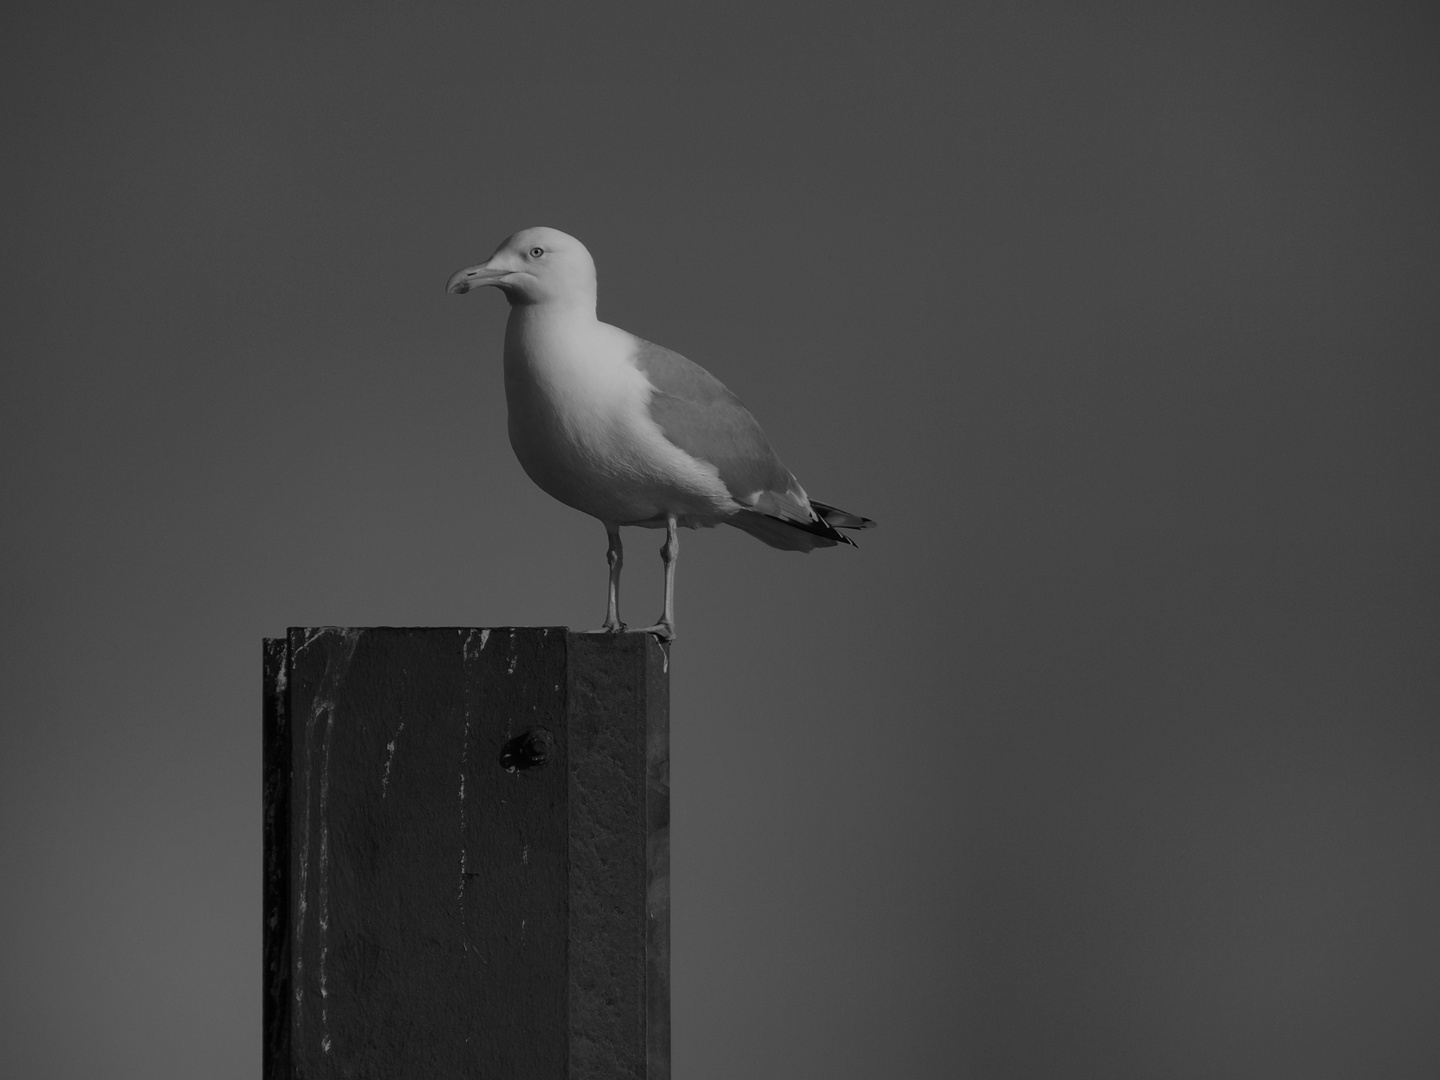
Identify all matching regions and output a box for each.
[633,339,875,551]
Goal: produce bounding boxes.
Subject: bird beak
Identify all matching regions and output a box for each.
[446,263,512,295]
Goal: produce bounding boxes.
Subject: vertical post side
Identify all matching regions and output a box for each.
[566,633,671,1080]
[645,639,671,1080]
[262,638,291,1080]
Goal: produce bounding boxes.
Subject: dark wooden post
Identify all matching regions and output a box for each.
[263,627,670,1079]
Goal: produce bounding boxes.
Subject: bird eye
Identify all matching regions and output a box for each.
[529,246,545,258]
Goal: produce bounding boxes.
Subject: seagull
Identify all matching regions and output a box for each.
[447,227,874,640]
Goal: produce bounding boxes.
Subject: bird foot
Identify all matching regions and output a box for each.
[579,622,627,635]
[628,623,674,642]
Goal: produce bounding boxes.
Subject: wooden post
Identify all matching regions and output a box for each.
[263,627,670,1079]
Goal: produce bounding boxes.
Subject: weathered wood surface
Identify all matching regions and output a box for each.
[263,627,669,1079]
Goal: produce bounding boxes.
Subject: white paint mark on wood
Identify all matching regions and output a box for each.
[380,720,405,797]
[464,626,490,661]
[294,626,335,657]
[458,717,470,903]
[293,628,359,1049]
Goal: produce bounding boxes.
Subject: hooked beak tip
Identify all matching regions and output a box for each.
[447,263,510,296]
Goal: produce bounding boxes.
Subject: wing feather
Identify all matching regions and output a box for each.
[632,339,877,549]
[633,339,810,519]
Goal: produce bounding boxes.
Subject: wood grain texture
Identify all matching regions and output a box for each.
[262,638,291,1078]
[263,627,669,1079]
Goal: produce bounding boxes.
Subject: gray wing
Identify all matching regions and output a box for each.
[633,339,814,523]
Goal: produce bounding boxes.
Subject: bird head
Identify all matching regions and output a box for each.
[446,227,597,310]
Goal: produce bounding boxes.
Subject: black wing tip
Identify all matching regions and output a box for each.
[811,500,877,532]
[727,509,853,551]
[790,514,856,546]
[801,511,870,547]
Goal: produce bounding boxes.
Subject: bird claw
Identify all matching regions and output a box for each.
[629,623,674,642]
[580,622,627,635]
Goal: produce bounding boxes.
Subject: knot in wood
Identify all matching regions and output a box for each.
[499,727,554,772]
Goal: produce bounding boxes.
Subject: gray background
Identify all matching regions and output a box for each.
[3,2,1438,1077]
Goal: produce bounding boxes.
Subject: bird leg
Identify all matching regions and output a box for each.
[603,524,625,631]
[583,523,626,633]
[633,515,678,641]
